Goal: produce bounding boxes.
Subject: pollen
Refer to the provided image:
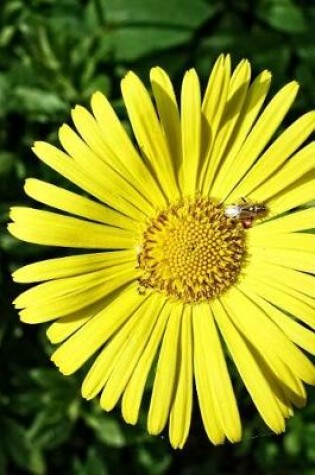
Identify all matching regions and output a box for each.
[137,197,246,303]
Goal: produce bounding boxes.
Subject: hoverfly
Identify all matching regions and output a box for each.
[224,199,267,229]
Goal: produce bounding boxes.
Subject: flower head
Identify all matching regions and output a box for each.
[9,54,315,448]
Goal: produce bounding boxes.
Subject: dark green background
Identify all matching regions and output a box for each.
[0,0,314,473]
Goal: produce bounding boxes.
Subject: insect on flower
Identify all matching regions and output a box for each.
[224,200,268,228]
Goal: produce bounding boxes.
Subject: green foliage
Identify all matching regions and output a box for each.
[0,0,314,473]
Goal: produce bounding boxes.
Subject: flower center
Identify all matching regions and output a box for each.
[137,197,246,303]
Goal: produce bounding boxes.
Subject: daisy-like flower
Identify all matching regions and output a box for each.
[9,54,315,449]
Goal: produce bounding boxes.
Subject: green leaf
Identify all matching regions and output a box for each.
[0,446,7,475]
[85,413,126,447]
[136,445,172,475]
[12,87,68,121]
[99,0,219,61]
[0,153,15,176]
[84,448,109,475]
[107,26,191,61]
[305,424,315,462]
[104,0,214,29]
[257,0,308,33]
[28,409,73,450]
[1,417,33,471]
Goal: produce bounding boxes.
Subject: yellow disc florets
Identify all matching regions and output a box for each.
[137,197,246,303]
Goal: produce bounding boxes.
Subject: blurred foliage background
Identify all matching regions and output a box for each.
[0,0,314,473]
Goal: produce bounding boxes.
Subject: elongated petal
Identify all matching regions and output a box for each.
[46,297,110,344]
[59,123,152,218]
[211,299,285,433]
[252,208,315,235]
[13,262,131,309]
[255,276,315,309]
[32,141,144,220]
[100,294,164,411]
[249,142,315,202]
[224,81,299,200]
[202,59,251,193]
[230,111,315,200]
[90,91,166,208]
[17,267,136,323]
[81,293,149,399]
[9,207,136,249]
[249,247,315,273]
[268,179,315,216]
[121,71,179,200]
[239,277,315,329]
[193,303,225,444]
[181,69,202,195]
[193,303,241,443]
[246,261,315,297]
[24,178,135,230]
[51,284,143,375]
[243,292,315,356]
[147,303,182,435]
[212,69,272,197]
[150,67,181,170]
[222,287,315,386]
[201,54,231,162]
[13,250,135,283]
[248,231,315,253]
[169,306,193,449]
[122,304,170,425]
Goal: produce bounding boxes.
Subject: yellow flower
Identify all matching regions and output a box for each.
[9,54,315,449]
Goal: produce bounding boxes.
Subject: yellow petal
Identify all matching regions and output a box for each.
[122,303,170,424]
[193,303,241,443]
[249,247,315,273]
[180,69,201,195]
[147,303,182,435]
[222,287,315,386]
[46,297,109,344]
[193,303,225,444]
[9,207,136,249]
[201,59,251,193]
[201,54,231,162]
[230,111,315,200]
[169,306,193,449]
[31,141,144,220]
[70,105,112,163]
[51,284,142,375]
[14,265,130,309]
[258,275,315,308]
[121,71,179,201]
[249,231,315,253]
[224,81,299,201]
[16,266,137,323]
[249,294,315,356]
[246,261,315,297]
[59,123,151,218]
[212,69,272,198]
[268,179,315,216]
[150,67,181,170]
[122,303,170,425]
[211,299,285,433]
[24,178,136,231]
[13,250,135,283]
[251,208,315,235]
[81,292,149,398]
[250,142,315,202]
[90,91,166,209]
[239,277,315,330]
[100,294,164,411]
